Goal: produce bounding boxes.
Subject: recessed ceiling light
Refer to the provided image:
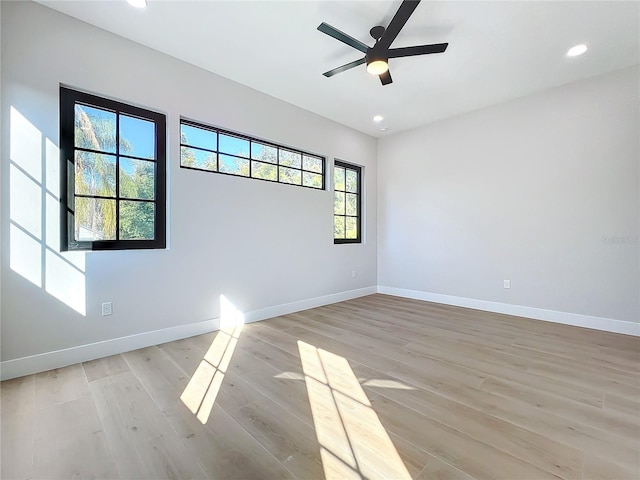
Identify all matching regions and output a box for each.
[567,44,587,57]
[373,115,384,123]
[380,127,388,131]
[127,0,147,8]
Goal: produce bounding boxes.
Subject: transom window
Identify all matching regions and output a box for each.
[59,87,166,251]
[334,161,362,243]
[180,119,325,190]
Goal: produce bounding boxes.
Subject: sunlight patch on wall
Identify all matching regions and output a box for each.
[10,106,41,180]
[10,163,42,239]
[9,224,42,287]
[298,340,412,480]
[9,106,86,314]
[180,295,244,424]
[45,250,86,315]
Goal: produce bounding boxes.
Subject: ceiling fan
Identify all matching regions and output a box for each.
[318,0,448,86]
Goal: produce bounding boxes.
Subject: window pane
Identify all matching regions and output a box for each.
[346,217,358,239]
[334,191,345,215]
[75,104,116,153]
[280,149,302,168]
[251,142,277,163]
[303,172,323,189]
[346,169,358,193]
[74,151,116,197]
[252,161,277,181]
[303,155,323,173]
[219,134,249,158]
[181,146,217,170]
[346,193,358,216]
[120,115,155,159]
[119,201,154,240]
[334,216,345,239]
[279,166,302,185]
[181,123,216,151]
[120,159,155,200]
[74,197,116,241]
[219,154,249,176]
[334,167,345,191]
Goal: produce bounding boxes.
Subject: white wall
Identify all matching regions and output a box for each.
[1,1,377,366]
[378,66,639,324]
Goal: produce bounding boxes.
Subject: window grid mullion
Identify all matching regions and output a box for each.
[216,130,220,171]
[277,147,281,182]
[115,111,120,241]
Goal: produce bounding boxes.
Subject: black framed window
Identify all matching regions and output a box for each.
[180,119,325,190]
[60,87,166,251]
[334,161,361,243]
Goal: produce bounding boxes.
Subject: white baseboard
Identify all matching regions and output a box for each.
[242,286,377,324]
[0,286,377,381]
[377,286,640,337]
[3,284,634,380]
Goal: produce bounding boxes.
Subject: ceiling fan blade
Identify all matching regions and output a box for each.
[378,0,421,50]
[388,42,448,58]
[318,22,369,54]
[323,57,366,77]
[380,70,393,85]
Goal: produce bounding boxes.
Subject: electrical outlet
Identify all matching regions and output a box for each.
[102,302,113,316]
[503,280,511,289]
[351,270,357,278]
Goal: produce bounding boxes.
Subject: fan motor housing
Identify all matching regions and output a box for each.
[366,46,388,66]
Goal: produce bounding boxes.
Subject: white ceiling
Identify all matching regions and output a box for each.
[38,0,639,137]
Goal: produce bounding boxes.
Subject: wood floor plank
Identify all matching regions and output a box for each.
[83,353,131,382]
[197,404,299,480]
[388,432,437,479]
[240,367,316,429]
[89,371,210,479]
[414,456,478,480]
[249,320,409,375]
[404,338,607,409]
[34,363,91,407]
[0,375,35,480]
[525,358,640,400]
[395,367,639,469]
[157,332,216,376]
[510,338,640,375]
[355,366,583,480]
[33,398,119,479]
[226,398,324,479]
[479,376,639,443]
[367,392,562,479]
[604,393,640,421]
[583,454,639,480]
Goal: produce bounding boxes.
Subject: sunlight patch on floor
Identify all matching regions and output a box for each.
[298,340,412,480]
[180,295,244,424]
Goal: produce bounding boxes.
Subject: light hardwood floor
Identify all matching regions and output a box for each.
[1,294,639,479]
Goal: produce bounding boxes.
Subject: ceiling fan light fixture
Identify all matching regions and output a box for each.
[366,60,389,75]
